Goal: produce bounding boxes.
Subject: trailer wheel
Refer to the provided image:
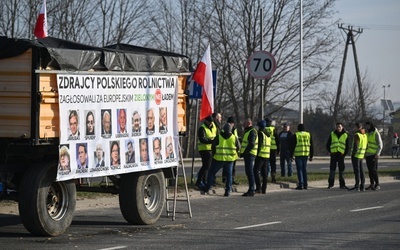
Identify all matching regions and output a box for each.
[119,170,165,225]
[18,163,76,236]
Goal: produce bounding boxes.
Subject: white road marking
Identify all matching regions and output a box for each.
[98,246,127,250]
[350,206,384,212]
[234,221,282,229]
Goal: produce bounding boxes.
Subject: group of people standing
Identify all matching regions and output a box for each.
[195,113,315,196]
[327,121,383,191]
[195,113,385,197]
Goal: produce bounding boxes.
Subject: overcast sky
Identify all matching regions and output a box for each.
[334,0,400,107]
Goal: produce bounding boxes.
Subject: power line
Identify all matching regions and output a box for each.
[340,23,400,31]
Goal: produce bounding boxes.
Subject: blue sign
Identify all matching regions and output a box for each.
[187,70,217,99]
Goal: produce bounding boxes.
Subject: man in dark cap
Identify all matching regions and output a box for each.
[196,115,217,190]
[201,123,241,197]
[254,120,271,194]
[290,123,314,190]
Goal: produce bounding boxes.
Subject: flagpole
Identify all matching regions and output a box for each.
[299,0,304,123]
[260,8,264,120]
[190,98,199,184]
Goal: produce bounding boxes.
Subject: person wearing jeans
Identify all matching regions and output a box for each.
[278,123,293,177]
[240,118,258,196]
[254,120,271,194]
[295,156,309,189]
[202,123,240,196]
[290,123,314,190]
[349,122,368,191]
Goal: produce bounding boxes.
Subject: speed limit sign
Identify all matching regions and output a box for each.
[246,51,276,79]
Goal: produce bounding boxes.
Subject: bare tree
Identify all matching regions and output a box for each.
[196,0,340,126]
[0,0,30,38]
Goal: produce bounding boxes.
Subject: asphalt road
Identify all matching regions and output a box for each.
[1,180,399,249]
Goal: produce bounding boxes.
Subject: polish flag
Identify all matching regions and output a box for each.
[34,0,48,38]
[192,44,214,121]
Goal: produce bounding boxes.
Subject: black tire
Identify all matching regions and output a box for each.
[18,163,76,236]
[119,170,165,225]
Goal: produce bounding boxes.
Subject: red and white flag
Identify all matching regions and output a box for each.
[192,44,214,121]
[34,0,48,38]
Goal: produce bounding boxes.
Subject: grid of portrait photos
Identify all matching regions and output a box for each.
[56,74,179,181]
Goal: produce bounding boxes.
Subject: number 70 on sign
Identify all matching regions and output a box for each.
[246,51,277,79]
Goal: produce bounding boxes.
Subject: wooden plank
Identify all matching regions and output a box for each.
[0,49,32,72]
[0,49,32,138]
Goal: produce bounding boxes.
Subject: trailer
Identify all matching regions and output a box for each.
[0,37,191,236]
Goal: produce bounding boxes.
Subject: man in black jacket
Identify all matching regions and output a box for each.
[278,123,293,177]
[196,115,217,189]
[240,118,258,196]
[326,122,350,189]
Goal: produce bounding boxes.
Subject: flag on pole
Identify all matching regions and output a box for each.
[34,0,48,38]
[192,44,214,121]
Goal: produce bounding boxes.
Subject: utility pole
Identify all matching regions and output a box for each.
[333,24,365,124]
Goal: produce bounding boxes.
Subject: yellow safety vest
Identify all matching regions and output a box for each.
[240,128,258,156]
[353,132,367,159]
[197,124,217,151]
[265,126,277,150]
[330,132,348,154]
[294,131,311,157]
[257,131,271,158]
[366,130,379,154]
[213,134,237,162]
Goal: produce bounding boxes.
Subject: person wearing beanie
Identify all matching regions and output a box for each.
[348,122,368,191]
[222,116,240,185]
[364,121,383,190]
[253,120,271,194]
[240,118,258,196]
[278,123,294,177]
[290,123,314,190]
[264,117,279,183]
[200,123,241,197]
[196,115,217,190]
[326,122,350,189]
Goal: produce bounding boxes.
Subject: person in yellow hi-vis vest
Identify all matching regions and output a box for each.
[326,122,350,189]
[200,123,241,197]
[290,124,314,190]
[240,118,258,196]
[196,116,217,190]
[349,122,368,191]
[222,116,240,185]
[364,121,383,191]
[254,120,271,194]
[265,118,279,183]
